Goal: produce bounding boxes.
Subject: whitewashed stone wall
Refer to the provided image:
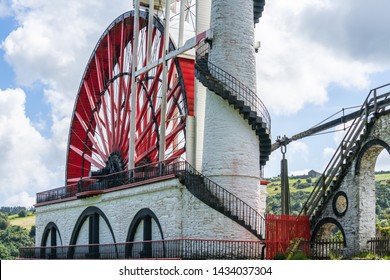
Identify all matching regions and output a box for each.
[36,178,259,247]
[209,0,256,93]
[202,92,262,213]
[313,114,390,257]
[201,0,263,216]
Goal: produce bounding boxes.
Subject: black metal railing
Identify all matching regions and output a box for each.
[367,237,390,258]
[36,158,186,204]
[300,239,345,260]
[19,238,266,260]
[36,159,265,239]
[181,163,266,239]
[299,83,390,220]
[36,185,77,204]
[196,40,271,133]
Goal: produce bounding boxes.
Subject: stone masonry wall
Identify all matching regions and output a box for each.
[313,114,390,257]
[36,178,258,247]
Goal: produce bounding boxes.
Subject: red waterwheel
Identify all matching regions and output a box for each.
[65,11,194,184]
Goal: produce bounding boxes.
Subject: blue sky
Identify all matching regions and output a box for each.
[1,0,390,206]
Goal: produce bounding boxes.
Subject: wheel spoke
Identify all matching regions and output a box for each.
[66,11,190,183]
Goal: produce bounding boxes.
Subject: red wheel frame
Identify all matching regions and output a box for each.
[65,11,194,184]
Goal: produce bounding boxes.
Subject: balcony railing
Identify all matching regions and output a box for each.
[19,238,266,260]
[36,158,186,204]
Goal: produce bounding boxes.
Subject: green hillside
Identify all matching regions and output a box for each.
[0,211,35,259]
[9,213,36,231]
[266,173,390,227]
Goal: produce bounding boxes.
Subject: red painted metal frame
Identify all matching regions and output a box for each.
[66,11,195,184]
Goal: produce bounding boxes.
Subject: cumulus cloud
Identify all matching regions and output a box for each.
[376,150,390,171]
[0,88,51,206]
[0,0,131,206]
[0,0,11,18]
[2,0,130,115]
[255,0,386,116]
[299,0,390,65]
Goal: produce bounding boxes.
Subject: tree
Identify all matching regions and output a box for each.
[0,212,9,230]
[29,226,36,238]
[0,225,34,259]
[18,210,27,218]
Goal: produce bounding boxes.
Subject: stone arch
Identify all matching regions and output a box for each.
[41,222,63,247]
[69,206,117,258]
[125,208,164,258]
[40,222,63,259]
[355,139,390,175]
[311,217,346,247]
[353,138,390,251]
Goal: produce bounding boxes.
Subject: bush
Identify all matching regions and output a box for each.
[29,225,36,238]
[287,250,310,260]
[0,213,9,230]
[18,210,27,218]
[274,252,286,260]
[0,225,34,259]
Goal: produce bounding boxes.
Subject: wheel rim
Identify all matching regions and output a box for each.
[66,11,189,184]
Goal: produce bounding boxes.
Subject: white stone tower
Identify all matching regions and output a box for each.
[201,0,266,214]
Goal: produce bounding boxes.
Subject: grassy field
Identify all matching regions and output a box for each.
[9,213,36,231]
[375,173,390,181]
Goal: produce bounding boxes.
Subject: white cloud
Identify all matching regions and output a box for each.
[255,0,386,116]
[2,0,130,117]
[323,147,335,159]
[376,150,390,172]
[289,169,310,177]
[0,0,131,205]
[5,191,35,207]
[289,141,309,159]
[0,0,11,18]
[0,88,56,206]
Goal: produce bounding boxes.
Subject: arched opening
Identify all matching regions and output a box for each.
[126,208,164,258]
[40,222,63,259]
[356,139,390,240]
[311,218,346,259]
[374,149,390,237]
[69,206,117,259]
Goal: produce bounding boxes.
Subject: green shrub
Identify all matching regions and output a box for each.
[18,210,27,218]
[287,250,310,260]
[274,252,286,260]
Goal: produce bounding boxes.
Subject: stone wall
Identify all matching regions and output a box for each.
[36,178,258,247]
[312,114,390,257]
[201,0,263,215]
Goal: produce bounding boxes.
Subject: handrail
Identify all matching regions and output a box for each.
[19,238,265,260]
[36,158,265,239]
[182,163,266,239]
[195,40,271,132]
[298,84,390,219]
[36,157,184,204]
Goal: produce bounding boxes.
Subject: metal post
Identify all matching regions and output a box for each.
[178,0,188,47]
[147,0,154,64]
[373,89,378,114]
[158,0,171,165]
[128,0,140,171]
[280,145,290,215]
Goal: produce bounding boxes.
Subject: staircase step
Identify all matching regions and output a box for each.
[228,94,238,104]
[234,99,245,110]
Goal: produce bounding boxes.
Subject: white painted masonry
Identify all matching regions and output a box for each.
[201,0,263,214]
[313,114,390,257]
[36,178,257,247]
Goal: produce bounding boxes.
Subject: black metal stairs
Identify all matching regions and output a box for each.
[194,40,272,167]
[298,84,390,225]
[179,163,266,240]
